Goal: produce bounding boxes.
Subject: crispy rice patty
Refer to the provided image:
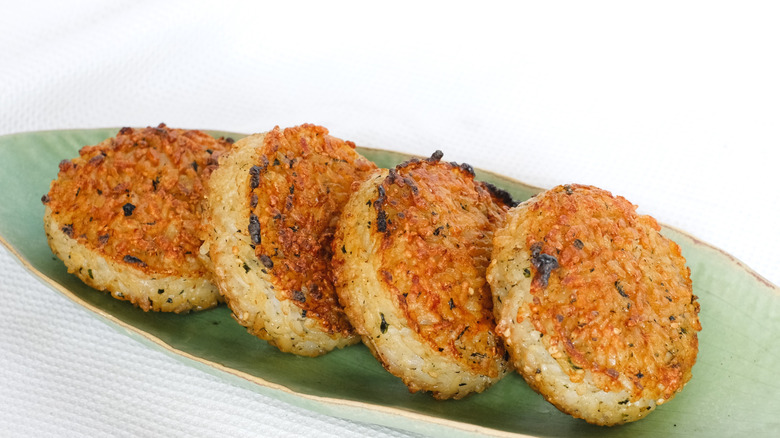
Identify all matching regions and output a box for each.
[487,184,701,425]
[332,152,513,399]
[203,124,377,356]
[42,124,233,312]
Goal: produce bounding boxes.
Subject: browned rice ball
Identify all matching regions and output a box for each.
[202,124,377,356]
[43,124,233,312]
[332,152,513,399]
[487,184,701,425]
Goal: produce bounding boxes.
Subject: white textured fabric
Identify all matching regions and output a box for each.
[1,1,778,437]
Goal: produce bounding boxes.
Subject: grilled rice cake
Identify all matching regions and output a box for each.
[487,184,701,425]
[332,152,513,399]
[42,124,233,313]
[203,124,377,356]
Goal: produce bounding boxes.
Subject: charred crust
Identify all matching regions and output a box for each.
[259,254,274,269]
[381,270,393,282]
[376,209,388,233]
[118,127,133,135]
[291,289,306,303]
[403,177,419,194]
[122,203,136,217]
[396,151,447,171]
[249,165,262,189]
[41,194,50,205]
[615,280,629,298]
[88,154,105,166]
[396,157,420,170]
[459,162,475,176]
[385,169,420,196]
[387,168,399,184]
[123,255,147,267]
[248,213,261,245]
[530,242,558,288]
[307,284,320,300]
[58,159,73,172]
[483,182,516,207]
[61,224,74,237]
[374,184,390,233]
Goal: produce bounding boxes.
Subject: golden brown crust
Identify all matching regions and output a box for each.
[44,204,221,313]
[43,124,233,279]
[366,153,510,376]
[248,124,377,336]
[513,184,701,402]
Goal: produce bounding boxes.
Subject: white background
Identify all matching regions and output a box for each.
[1,1,778,437]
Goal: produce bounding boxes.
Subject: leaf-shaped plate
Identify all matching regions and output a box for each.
[0,128,777,437]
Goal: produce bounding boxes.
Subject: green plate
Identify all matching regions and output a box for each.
[0,128,777,437]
